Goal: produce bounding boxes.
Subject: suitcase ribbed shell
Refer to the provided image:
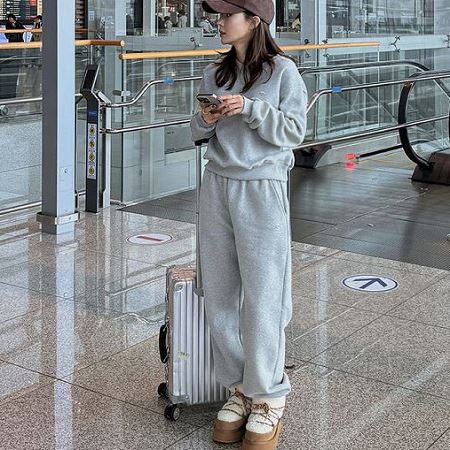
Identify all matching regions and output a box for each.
[165,266,228,405]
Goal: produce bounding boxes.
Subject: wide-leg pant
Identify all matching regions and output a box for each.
[199,169,292,400]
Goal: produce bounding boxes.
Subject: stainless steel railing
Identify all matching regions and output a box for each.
[101,71,450,140]
[305,72,450,115]
[0,93,83,107]
[299,60,431,76]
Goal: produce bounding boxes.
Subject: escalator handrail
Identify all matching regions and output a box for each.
[307,72,450,114]
[299,60,431,76]
[398,70,450,169]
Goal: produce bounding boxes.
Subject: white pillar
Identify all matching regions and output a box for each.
[144,0,157,36]
[301,0,327,44]
[115,0,127,36]
[40,0,77,234]
[190,0,195,27]
[270,0,276,37]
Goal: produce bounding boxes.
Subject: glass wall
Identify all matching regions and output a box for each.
[84,0,450,204]
[278,0,301,32]
[326,0,435,38]
[0,40,120,211]
[122,0,219,36]
[1,0,450,212]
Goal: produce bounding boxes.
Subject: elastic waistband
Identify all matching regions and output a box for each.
[205,161,289,182]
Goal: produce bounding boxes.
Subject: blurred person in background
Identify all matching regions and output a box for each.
[177,10,188,27]
[199,15,214,33]
[6,14,26,43]
[164,15,174,32]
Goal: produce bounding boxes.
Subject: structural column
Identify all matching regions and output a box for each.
[40,0,77,234]
[143,0,156,36]
[301,0,327,44]
[270,0,276,36]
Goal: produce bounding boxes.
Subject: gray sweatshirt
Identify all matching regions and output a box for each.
[190,55,308,181]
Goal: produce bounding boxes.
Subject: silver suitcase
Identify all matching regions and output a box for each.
[158,140,228,421]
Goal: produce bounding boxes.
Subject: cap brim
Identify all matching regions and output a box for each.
[202,0,244,15]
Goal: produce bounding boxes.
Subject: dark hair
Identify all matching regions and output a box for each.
[7,13,17,20]
[214,12,283,93]
[36,15,42,20]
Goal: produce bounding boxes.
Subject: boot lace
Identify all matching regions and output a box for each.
[221,390,252,418]
[248,402,284,429]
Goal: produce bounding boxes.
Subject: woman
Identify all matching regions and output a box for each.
[190,1,307,449]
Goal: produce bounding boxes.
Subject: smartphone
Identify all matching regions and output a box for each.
[196,93,222,107]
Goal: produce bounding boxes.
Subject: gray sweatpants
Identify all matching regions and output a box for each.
[199,169,292,400]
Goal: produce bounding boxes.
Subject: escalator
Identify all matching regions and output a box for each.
[398,70,450,185]
[295,60,433,168]
[294,61,450,175]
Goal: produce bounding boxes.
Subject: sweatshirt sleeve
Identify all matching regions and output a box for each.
[240,61,308,148]
[190,71,217,143]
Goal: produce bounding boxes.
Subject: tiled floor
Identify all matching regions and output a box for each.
[1,205,450,449]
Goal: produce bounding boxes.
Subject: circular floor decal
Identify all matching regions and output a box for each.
[127,233,173,246]
[342,275,398,293]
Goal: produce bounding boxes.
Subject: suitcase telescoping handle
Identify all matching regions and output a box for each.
[194,139,209,295]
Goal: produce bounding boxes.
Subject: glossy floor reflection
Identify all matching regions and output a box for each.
[0,205,450,449]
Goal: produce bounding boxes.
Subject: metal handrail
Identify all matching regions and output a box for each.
[109,58,410,111]
[0,93,83,107]
[306,72,450,114]
[103,112,448,138]
[108,76,201,108]
[102,70,450,179]
[398,70,450,169]
[299,60,431,76]
[108,62,447,118]
[103,71,450,135]
[104,117,192,134]
[296,115,449,149]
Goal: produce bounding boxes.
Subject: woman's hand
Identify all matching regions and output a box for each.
[217,95,244,117]
[200,95,244,124]
[200,104,223,124]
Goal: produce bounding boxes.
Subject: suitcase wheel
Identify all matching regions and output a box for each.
[164,404,181,421]
[157,382,169,399]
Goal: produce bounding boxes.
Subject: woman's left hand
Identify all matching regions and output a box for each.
[217,95,244,117]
